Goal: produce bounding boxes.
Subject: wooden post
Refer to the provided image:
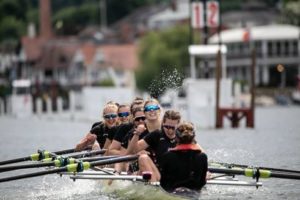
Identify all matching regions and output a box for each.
[248,48,256,128]
[215,50,222,128]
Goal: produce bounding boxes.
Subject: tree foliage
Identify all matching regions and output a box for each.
[53,4,99,35]
[136,25,195,97]
[281,0,300,26]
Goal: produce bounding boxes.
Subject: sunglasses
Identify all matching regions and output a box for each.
[104,113,118,119]
[144,105,160,112]
[118,112,130,118]
[134,116,146,122]
[163,125,176,130]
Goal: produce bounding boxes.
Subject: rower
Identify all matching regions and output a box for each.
[124,98,162,173]
[160,122,208,192]
[107,97,144,173]
[127,110,182,182]
[75,102,119,151]
[108,97,144,156]
[117,104,131,124]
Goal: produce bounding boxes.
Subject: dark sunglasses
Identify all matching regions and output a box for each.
[118,112,130,117]
[163,125,176,130]
[134,116,146,122]
[144,105,160,112]
[104,113,118,119]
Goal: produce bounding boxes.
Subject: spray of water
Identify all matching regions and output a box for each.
[148,68,185,98]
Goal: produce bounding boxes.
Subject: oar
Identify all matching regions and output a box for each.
[211,162,300,174]
[0,155,138,183]
[0,148,77,166]
[0,154,117,173]
[208,167,300,180]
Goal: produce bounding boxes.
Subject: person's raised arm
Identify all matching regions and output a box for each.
[127,124,148,154]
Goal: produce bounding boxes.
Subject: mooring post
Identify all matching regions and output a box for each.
[248,48,256,128]
[215,50,222,128]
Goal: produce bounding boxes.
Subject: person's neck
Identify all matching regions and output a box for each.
[146,120,161,132]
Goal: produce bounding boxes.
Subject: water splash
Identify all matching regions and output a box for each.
[148,68,185,98]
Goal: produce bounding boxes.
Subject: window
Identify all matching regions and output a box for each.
[292,41,298,56]
[276,41,281,56]
[267,41,273,56]
[284,41,289,56]
[45,70,53,77]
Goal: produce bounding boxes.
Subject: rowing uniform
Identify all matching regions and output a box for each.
[90,122,115,149]
[159,144,208,192]
[143,129,177,167]
[122,127,154,173]
[121,127,151,149]
[113,122,135,145]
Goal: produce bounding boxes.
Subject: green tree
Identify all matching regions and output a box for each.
[136,25,197,97]
[0,17,25,46]
[53,4,99,35]
[281,0,300,26]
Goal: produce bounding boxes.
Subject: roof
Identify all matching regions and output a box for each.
[21,37,45,61]
[209,24,300,43]
[38,39,79,69]
[100,44,139,70]
[70,43,139,70]
[148,0,189,28]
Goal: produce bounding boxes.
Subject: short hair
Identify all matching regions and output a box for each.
[130,97,144,112]
[118,104,130,112]
[163,110,181,123]
[132,106,144,117]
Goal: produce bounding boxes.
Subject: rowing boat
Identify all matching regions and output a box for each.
[0,148,299,200]
[60,167,262,200]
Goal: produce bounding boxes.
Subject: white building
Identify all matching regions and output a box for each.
[209,24,300,87]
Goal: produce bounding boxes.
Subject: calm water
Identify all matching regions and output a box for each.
[0,106,299,200]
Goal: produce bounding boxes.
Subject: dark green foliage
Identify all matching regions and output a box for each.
[136,25,193,96]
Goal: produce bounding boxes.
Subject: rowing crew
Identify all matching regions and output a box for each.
[75,97,208,192]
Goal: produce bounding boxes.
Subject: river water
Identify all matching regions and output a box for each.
[0,106,299,200]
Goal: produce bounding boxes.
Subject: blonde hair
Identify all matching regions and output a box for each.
[102,102,119,125]
[144,98,160,108]
[102,102,119,116]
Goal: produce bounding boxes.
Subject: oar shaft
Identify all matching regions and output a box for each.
[0,152,109,173]
[208,167,300,180]
[81,156,118,162]
[0,167,66,183]
[270,171,300,180]
[0,162,54,173]
[71,149,106,158]
[90,155,139,167]
[0,154,137,183]
[0,148,77,166]
[0,156,31,166]
[214,162,300,174]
